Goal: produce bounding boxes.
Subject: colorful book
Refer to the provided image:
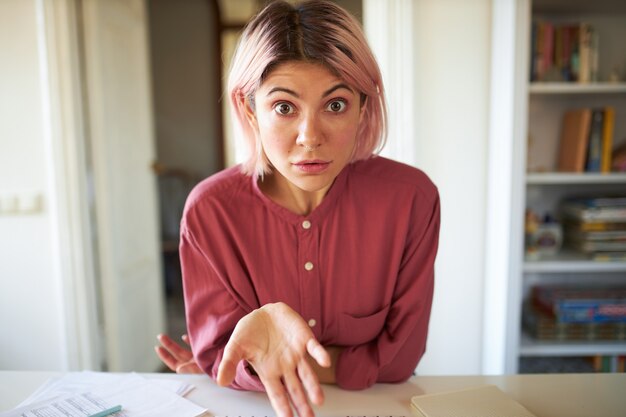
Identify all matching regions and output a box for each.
[601,107,615,173]
[532,285,626,323]
[578,23,593,83]
[586,109,604,172]
[558,109,592,172]
[561,197,626,222]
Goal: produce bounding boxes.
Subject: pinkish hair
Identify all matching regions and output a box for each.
[228,0,387,179]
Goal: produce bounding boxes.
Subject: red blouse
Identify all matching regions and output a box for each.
[180,156,440,391]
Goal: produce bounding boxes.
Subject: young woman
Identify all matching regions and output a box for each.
[156,1,440,417]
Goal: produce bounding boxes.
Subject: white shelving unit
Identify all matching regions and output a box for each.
[511,0,626,374]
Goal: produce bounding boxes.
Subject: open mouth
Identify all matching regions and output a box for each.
[293,160,331,173]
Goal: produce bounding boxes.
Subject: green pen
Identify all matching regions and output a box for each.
[87,404,122,417]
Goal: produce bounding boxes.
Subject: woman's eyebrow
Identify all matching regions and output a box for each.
[265,83,354,98]
[266,87,299,98]
[322,83,353,97]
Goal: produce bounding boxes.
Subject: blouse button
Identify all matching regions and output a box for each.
[304,261,314,271]
[308,319,317,327]
[302,220,311,229]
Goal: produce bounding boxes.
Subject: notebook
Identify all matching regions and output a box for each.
[410,385,537,417]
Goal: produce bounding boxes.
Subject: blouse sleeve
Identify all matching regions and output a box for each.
[180,221,264,392]
[334,189,440,390]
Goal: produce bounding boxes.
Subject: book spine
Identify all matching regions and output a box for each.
[586,109,604,172]
[601,107,615,173]
[543,22,554,77]
[570,25,580,80]
[562,25,572,81]
[590,28,600,82]
[579,23,592,83]
[556,301,626,323]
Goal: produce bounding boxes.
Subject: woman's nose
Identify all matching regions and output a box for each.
[296,114,321,147]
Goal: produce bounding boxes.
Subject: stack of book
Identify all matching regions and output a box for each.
[523,285,626,341]
[560,196,626,260]
[557,107,615,173]
[530,20,597,83]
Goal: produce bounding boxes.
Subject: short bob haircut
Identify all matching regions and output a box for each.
[228,0,387,179]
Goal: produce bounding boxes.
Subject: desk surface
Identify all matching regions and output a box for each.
[1,371,625,416]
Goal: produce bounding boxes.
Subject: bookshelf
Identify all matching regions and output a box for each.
[514,0,626,374]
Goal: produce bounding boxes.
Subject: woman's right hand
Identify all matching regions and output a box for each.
[155,333,203,374]
[217,302,331,417]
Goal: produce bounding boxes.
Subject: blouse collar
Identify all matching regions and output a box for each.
[251,163,350,226]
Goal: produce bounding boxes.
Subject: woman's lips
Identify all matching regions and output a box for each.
[293,159,331,173]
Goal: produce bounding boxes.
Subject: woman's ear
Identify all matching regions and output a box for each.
[358,94,367,124]
[242,93,258,129]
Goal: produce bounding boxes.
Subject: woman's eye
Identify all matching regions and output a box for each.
[274,102,295,115]
[326,99,347,113]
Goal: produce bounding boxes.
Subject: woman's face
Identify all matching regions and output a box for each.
[247,61,363,195]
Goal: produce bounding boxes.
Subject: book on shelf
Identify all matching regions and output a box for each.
[593,355,626,373]
[565,220,626,232]
[531,285,626,324]
[560,196,626,222]
[601,107,615,173]
[557,107,615,173]
[568,239,626,253]
[585,109,604,172]
[530,20,598,83]
[522,302,626,341]
[558,109,592,172]
[567,229,626,241]
[592,251,626,262]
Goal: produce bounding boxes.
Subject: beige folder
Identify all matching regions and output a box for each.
[410,385,537,417]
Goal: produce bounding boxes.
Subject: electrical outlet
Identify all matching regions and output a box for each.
[18,192,43,214]
[0,192,44,215]
[0,193,19,214]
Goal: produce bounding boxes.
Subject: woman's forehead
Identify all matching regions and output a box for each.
[258,61,354,93]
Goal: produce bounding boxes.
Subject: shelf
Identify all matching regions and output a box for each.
[524,259,626,273]
[529,82,626,95]
[533,0,626,14]
[520,333,626,357]
[526,173,626,185]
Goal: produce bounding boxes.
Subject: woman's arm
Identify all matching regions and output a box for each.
[334,189,441,389]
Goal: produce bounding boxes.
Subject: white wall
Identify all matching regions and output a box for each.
[412,0,491,375]
[366,0,492,375]
[0,0,65,370]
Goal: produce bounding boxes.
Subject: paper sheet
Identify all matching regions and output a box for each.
[0,392,119,417]
[9,372,206,417]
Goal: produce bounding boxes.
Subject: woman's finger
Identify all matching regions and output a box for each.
[282,371,314,417]
[157,334,193,361]
[260,375,294,417]
[297,359,324,406]
[216,340,244,386]
[154,346,179,372]
[306,338,330,368]
[176,360,203,374]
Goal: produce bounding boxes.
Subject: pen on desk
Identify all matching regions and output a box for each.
[88,404,122,417]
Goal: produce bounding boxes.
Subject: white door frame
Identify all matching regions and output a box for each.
[482,0,530,374]
[79,0,166,372]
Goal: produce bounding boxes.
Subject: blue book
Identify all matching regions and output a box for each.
[585,109,604,172]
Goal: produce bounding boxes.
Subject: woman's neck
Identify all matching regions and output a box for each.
[258,173,330,216]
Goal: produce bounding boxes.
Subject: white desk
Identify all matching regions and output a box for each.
[1,371,624,416]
